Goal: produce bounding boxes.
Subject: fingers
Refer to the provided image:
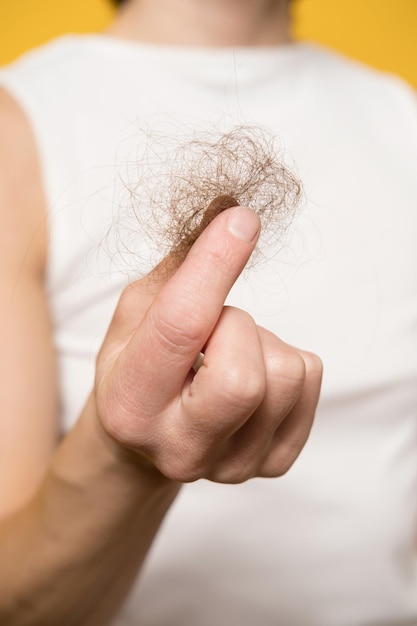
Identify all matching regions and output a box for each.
[119,207,260,408]
[97,200,323,485]
[197,327,318,484]
[206,329,308,481]
[152,314,322,484]
[180,306,266,441]
[258,347,323,478]
[147,306,267,482]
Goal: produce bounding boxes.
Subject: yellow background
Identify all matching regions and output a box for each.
[1,0,416,88]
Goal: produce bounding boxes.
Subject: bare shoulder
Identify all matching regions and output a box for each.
[0,86,47,277]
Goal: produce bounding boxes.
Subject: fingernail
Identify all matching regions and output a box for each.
[227,207,260,243]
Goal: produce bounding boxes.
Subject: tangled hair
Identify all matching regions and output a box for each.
[112,125,302,276]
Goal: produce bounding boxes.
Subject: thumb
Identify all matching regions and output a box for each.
[106,195,243,341]
[141,194,242,291]
[116,204,261,408]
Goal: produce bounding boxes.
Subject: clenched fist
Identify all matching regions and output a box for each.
[94,206,322,484]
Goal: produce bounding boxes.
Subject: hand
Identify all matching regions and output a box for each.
[95,206,322,483]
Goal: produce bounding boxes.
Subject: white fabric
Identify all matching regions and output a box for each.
[1,35,417,625]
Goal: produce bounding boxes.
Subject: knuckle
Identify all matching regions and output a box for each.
[209,463,257,485]
[261,436,309,478]
[302,351,324,381]
[273,456,295,476]
[151,298,204,353]
[150,310,198,357]
[158,457,206,483]
[260,454,296,478]
[273,350,306,386]
[221,366,266,410]
[155,434,211,483]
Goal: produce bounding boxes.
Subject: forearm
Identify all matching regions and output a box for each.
[0,395,180,626]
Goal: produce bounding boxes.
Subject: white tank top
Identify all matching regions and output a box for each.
[1,35,417,625]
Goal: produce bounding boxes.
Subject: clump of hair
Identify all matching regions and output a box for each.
[112,125,302,275]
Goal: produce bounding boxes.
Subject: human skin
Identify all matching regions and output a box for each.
[109,0,293,47]
[0,1,322,623]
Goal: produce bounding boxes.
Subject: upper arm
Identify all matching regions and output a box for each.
[0,87,58,518]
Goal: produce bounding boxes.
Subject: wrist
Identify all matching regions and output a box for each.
[67,393,180,498]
